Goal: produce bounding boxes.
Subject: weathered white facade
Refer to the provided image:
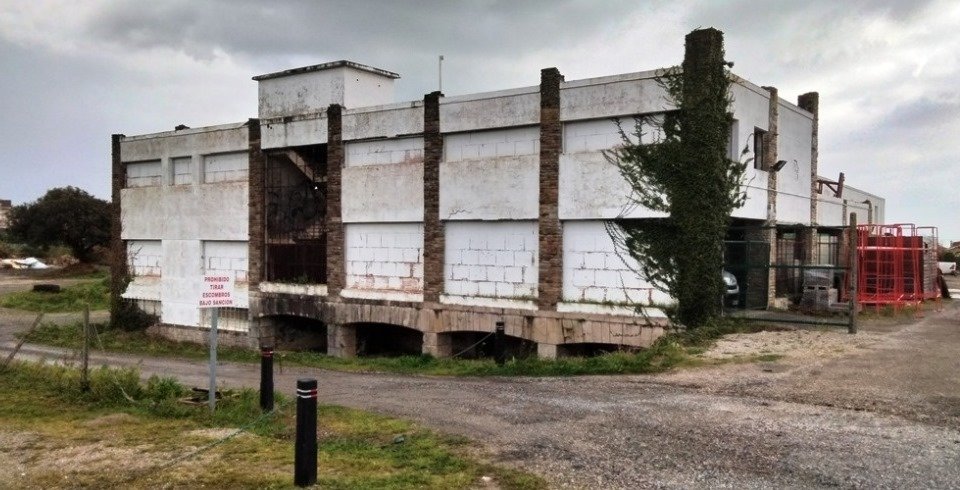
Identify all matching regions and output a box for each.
[118,123,251,332]
[114,31,883,357]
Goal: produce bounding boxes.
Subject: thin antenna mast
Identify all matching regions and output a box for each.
[438,55,444,93]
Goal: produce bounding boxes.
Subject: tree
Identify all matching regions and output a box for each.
[605,28,747,328]
[9,186,110,262]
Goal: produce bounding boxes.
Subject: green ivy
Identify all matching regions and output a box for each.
[605,35,748,328]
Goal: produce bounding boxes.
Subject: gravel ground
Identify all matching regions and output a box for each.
[3,270,960,488]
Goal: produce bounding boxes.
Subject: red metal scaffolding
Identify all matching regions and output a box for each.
[856,223,940,313]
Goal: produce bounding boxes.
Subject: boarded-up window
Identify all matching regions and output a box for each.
[203,152,248,183]
[126,160,162,187]
[202,240,248,282]
[172,157,192,185]
[127,240,162,276]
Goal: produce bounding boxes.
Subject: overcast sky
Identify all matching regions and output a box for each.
[1,0,957,242]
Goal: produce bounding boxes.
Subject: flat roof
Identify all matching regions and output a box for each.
[252,60,400,81]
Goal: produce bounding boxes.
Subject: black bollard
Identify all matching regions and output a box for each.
[494,321,506,366]
[260,346,274,412]
[294,378,318,487]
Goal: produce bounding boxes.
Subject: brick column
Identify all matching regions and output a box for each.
[422,91,444,303]
[326,104,345,297]
[538,67,563,310]
[763,86,779,306]
[247,118,265,286]
[109,134,128,323]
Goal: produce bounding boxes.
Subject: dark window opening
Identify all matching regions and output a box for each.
[265,145,327,283]
[753,127,767,170]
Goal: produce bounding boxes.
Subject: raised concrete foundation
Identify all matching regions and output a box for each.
[247,290,670,359]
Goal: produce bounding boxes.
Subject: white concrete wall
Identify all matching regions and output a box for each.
[444,221,538,298]
[345,223,424,293]
[342,66,396,109]
[120,124,249,328]
[729,81,772,221]
[817,185,883,227]
[558,119,665,220]
[342,161,423,223]
[345,137,423,167]
[776,102,814,225]
[258,68,343,119]
[560,71,671,120]
[562,221,670,305]
[343,103,423,140]
[440,87,539,133]
[261,114,328,149]
[440,128,540,220]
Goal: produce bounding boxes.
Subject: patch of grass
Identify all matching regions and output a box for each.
[0,362,546,489]
[26,318,779,377]
[0,278,109,312]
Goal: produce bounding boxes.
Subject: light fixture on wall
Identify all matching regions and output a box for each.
[771,159,788,172]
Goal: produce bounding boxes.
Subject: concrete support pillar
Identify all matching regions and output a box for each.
[109,134,128,325]
[537,67,564,310]
[326,323,356,358]
[422,332,452,357]
[537,343,559,360]
[422,91,444,303]
[326,105,345,296]
[763,86,780,306]
[247,118,265,287]
[798,92,820,227]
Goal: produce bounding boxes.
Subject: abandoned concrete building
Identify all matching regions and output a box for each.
[112,29,884,358]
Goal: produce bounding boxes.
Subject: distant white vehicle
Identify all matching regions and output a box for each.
[939,261,957,276]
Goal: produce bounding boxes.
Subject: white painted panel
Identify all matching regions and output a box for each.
[560,76,670,121]
[160,239,202,327]
[444,221,538,298]
[558,153,666,220]
[562,221,671,305]
[345,223,424,292]
[439,155,538,220]
[345,137,423,167]
[203,152,248,183]
[126,160,161,188]
[443,127,539,163]
[729,82,772,221]
[120,187,164,240]
[775,103,814,225]
[342,104,423,140]
[342,162,423,223]
[440,90,539,132]
[202,240,249,308]
[261,116,328,149]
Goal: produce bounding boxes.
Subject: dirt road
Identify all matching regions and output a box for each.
[2,272,960,488]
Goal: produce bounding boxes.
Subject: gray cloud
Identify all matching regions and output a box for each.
[1,0,958,241]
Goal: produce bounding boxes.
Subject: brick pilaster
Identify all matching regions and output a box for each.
[109,134,128,322]
[422,91,444,303]
[763,86,779,305]
[326,104,345,296]
[798,92,820,226]
[247,118,265,286]
[538,67,563,310]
